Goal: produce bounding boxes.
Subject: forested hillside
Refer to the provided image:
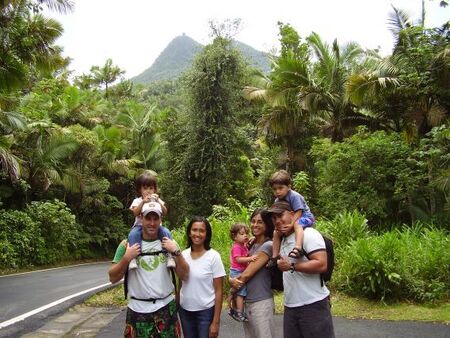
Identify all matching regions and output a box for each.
[131,34,270,84]
[1,0,449,303]
[131,34,203,84]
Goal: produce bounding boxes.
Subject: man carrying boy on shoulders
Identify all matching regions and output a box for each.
[268,200,334,338]
[109,202,189,338]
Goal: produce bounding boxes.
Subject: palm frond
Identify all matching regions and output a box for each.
[427,104,447,127]
[388,6,413,38]
[0,110,27,132]
[59,168,82,193]
[243,86,268,102]
[341,42,364,66]
[46,137,78,160]
[346,72,400,105]
[38,0,74,14]
[0,136,21,181]
[308,32,332,69]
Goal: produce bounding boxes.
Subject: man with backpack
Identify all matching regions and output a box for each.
[268,201,335,338]
[108,202,189,338]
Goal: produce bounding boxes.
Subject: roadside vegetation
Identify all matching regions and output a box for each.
[0,0,448,317]
[86,285,450,323]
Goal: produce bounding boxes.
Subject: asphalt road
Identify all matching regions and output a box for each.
[0,262,112,337]
[98,310,450,338]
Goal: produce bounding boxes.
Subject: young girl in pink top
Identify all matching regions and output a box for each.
[228,223,258,322]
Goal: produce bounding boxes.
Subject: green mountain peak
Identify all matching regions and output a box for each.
[131,35,270,84]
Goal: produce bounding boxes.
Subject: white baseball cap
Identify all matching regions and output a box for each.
[142,202,162,217]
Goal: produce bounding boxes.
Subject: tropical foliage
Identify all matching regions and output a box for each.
[0,1,448,303]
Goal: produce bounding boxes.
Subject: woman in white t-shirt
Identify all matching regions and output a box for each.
[179,216,226,338]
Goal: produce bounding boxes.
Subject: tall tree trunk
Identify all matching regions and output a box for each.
[285,147,290,172]
[407,193,416,224]
[428,160,436,215]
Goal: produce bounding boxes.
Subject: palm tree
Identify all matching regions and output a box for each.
[19,122,79,192]
[345,52,402,131]
[89,59,125,97]
[92,125,137,176]
[346,6,450,139]
[0,109,26,180]
[244,53,313,169]
[0,135,21,181]
[0,2,65,94]
[300,32,369,141]
[1,0,74,13]
[244,24,315,169]
[115,102,164,170]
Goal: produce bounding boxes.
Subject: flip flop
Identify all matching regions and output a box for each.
[288,247,304,258]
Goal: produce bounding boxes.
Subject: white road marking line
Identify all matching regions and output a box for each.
[0,282,112,329]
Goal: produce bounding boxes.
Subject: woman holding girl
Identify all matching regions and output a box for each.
[229,208,275,338]
[179,217,226,338]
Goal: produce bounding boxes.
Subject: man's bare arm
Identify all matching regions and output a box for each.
[174,254,189,281]
[229,251,270,289]
[162,238,189,281]
[108,243,140,283]
[278,250,327,273]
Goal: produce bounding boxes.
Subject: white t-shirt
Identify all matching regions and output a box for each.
[130,197,145,226]
[130,197,166,227]
[127,239,174,313]
[180,248,226,311]
[280,228,330,307]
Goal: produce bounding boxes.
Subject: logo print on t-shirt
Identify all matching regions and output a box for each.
[138,253,167,271]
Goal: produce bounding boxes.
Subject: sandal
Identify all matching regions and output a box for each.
[288,247,305,259]
[266,255,280,268]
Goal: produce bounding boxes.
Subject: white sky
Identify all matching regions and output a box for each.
[47,0,449,79]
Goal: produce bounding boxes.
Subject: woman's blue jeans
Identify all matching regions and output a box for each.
[178,306,214,338]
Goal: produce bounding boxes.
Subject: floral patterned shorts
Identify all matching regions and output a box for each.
[124,300,181,338]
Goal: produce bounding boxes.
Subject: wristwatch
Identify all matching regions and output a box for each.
[172,249,181,257]
[290,262,295,273]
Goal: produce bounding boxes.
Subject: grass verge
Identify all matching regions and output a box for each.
[86,285,450,324]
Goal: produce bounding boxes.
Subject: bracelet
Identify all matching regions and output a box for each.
[290,262,295,273]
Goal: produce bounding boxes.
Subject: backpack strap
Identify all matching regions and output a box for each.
[304,234,334,287]
[303,248,326,287]
[130,293,173,303]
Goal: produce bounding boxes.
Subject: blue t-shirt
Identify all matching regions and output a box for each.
[275,190,314,219]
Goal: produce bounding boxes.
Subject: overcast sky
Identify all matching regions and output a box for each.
[47,0,449,79]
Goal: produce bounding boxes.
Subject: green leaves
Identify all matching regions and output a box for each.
[167,36,248,217]
[335,225,449,302]
[0,4,65,93]
[312,130,414,224]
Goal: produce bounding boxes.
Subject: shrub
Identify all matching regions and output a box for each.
[77,178,129,256]
[311,130,414,226]
[26,199,83,263]
[335,225,449,302]
[0,210,45,267]
[292,171,310,196]
[316,210,369,250]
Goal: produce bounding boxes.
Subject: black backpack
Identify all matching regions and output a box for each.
[304,234,335,286]
[269,264,284,291]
